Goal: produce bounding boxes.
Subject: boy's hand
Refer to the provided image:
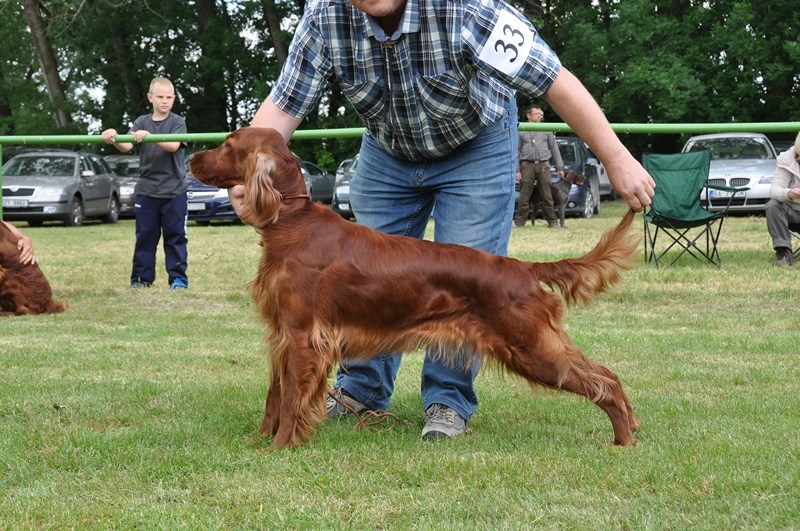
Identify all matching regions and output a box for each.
[133,130,150,143]
[101,129,118,144]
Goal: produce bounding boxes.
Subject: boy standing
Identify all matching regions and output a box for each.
[102,77,189,290]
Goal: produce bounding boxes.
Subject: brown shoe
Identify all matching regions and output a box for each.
[774,247,794,267]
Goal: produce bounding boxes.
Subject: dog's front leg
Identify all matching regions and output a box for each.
[270,340,331,449]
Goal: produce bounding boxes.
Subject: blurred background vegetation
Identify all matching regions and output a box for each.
[1,0,799,168]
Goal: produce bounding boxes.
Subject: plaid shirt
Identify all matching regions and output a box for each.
[271,0,561,161]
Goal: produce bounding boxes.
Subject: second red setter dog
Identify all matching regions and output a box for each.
[0,224,67,316]
[190,127,641,449]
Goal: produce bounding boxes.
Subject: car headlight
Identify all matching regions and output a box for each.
[758,175,774,185]
[35,187,66,201]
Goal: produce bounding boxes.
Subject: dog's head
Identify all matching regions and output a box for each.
[189,127,308,227]
[564,170,586,187]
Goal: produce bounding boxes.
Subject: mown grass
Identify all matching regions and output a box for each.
[1,201,798,529]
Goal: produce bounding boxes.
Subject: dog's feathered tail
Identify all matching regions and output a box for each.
[530,209,638,306]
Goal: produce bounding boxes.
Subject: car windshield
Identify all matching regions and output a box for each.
[685,138,775,160]
[108,160,140,177]
[3,156,76,177]
[557,142,579,166]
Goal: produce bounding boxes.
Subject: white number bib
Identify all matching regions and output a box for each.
[478,9,534,78]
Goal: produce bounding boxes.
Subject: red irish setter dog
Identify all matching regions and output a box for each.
[189,127,641,449]
[0,224,67,316]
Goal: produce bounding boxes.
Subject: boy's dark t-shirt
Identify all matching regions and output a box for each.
[129,113,188,198]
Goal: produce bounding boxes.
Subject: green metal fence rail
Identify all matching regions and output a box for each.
[3,122,800,216]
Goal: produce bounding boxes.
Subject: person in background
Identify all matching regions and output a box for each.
[515,103,565,228]
[766,132,800,266]
[101,77,190,290]
[230,0,655,440]
[1,220,35,265]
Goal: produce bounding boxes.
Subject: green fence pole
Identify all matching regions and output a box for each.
[1,122,800,146]
[3,122,800,219]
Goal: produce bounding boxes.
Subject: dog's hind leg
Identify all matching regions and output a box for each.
[558,350,637,446]
[501,323,637,446]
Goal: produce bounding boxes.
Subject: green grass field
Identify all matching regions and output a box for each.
[1,201,798,529]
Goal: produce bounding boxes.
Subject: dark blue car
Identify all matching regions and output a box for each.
[186,175,241,225]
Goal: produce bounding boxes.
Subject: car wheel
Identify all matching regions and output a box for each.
[102,195,120,224]
[581,189,595,219]
[64,197,84,227]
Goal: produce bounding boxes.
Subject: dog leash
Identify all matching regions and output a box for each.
[327,391,399,432]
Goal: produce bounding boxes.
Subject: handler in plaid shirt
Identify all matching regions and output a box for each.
[232,0,655,440]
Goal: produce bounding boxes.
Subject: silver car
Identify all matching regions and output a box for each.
[681,133,777,213]
[1,149,120,226]
[104,154,139,218]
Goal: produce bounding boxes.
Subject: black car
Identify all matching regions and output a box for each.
[2,149,120,227]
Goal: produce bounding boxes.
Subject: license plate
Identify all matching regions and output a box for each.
[708,189,734,199]
[2,198,28,208]
[187,202,206,211]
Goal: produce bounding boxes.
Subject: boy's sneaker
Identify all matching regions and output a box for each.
[326,388,366,418]
[421,404,466,440]
[170,278,188,290]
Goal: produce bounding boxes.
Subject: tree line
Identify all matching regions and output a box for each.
[1,0,798,169]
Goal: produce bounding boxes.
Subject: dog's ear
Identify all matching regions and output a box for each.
[240,152,284,227]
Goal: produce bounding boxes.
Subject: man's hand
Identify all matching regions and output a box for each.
[16,234,35,265]
[604,157,656,212]
[228,185,246,216]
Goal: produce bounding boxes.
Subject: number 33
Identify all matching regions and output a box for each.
[494,24,525,63]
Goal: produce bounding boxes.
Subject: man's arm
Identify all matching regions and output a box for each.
[251,97,305,142]
[543,67,655,211]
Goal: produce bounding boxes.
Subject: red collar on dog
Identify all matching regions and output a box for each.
[282,194,310,201]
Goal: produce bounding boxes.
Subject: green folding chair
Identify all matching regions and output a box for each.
[790,222,800,260]
[642,151,748,267]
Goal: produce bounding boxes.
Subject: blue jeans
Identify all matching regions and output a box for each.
[131,193,189,286]
[337,104,518,420]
